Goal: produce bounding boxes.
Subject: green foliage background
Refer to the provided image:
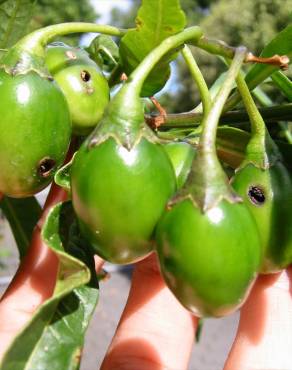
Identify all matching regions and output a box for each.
[110,0,292,112]
[30,0,98,44]
[28,0,292,112]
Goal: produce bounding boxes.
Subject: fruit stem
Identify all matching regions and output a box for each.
[199,47,247,155]
[127,26,203,94]
[235,72,281,167]
[15,23,128,58]
[174,48,247,211]
[181,46,211,117]
[235,73,266,139]
[195,36,236,59]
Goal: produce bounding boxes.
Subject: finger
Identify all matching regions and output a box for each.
[224,268,292,370]
[94,255,104,273]
[0,184,67,358]
[101,253,197,370]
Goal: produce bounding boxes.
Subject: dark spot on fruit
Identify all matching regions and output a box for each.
[81,70,91,82]
[248,186,265,205]
[38,157,56,178]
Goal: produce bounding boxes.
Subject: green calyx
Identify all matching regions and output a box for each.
[87,85,156,150]
[172,47,248,212]
[175,151,241,212]
[0,46,50,78]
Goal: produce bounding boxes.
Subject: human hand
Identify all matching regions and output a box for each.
[0,185,291,370]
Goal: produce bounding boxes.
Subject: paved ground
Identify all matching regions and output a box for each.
[0,219,239,370]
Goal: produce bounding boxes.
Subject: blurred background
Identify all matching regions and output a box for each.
[30,0,292,112]
[0,1,291,369]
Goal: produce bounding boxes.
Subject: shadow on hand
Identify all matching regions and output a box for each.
[101,338,163,370]
[239,269,291,345]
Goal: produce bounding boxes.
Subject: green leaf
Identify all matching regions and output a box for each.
[86,34,119,72]
[225,24,292,110]
[0,0,36,49]
[0,196,41,259]
[120,0,186,96]
[0,201,98,370]
[271,71,292,102]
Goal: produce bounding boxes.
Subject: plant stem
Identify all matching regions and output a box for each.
[235,70,282,167]
[128,26,203,93]
[145,103,292,128]
[199,47,247,155]
[194,36,236,59]
[235,72,266,139]
[15,23,128,57]
[181,46,211,116]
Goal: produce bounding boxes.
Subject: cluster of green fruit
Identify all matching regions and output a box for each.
[0,24,291,318]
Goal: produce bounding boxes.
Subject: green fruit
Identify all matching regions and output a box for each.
[71,137,176,264]
[163,141,195,189]
[46,44,110,135]
[232,162,292,273]
[156,198,262,317]
[0,70,71,197]
[45,43,97,74]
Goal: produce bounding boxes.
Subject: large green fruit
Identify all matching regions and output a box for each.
[0,70,71,197]
[71,137,176,264]
[156,198,262,317]
[232,162,292,272]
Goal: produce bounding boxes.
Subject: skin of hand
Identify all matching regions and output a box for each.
[0,188,291,370]
[0,185,64,358]
[224,267,292,370]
